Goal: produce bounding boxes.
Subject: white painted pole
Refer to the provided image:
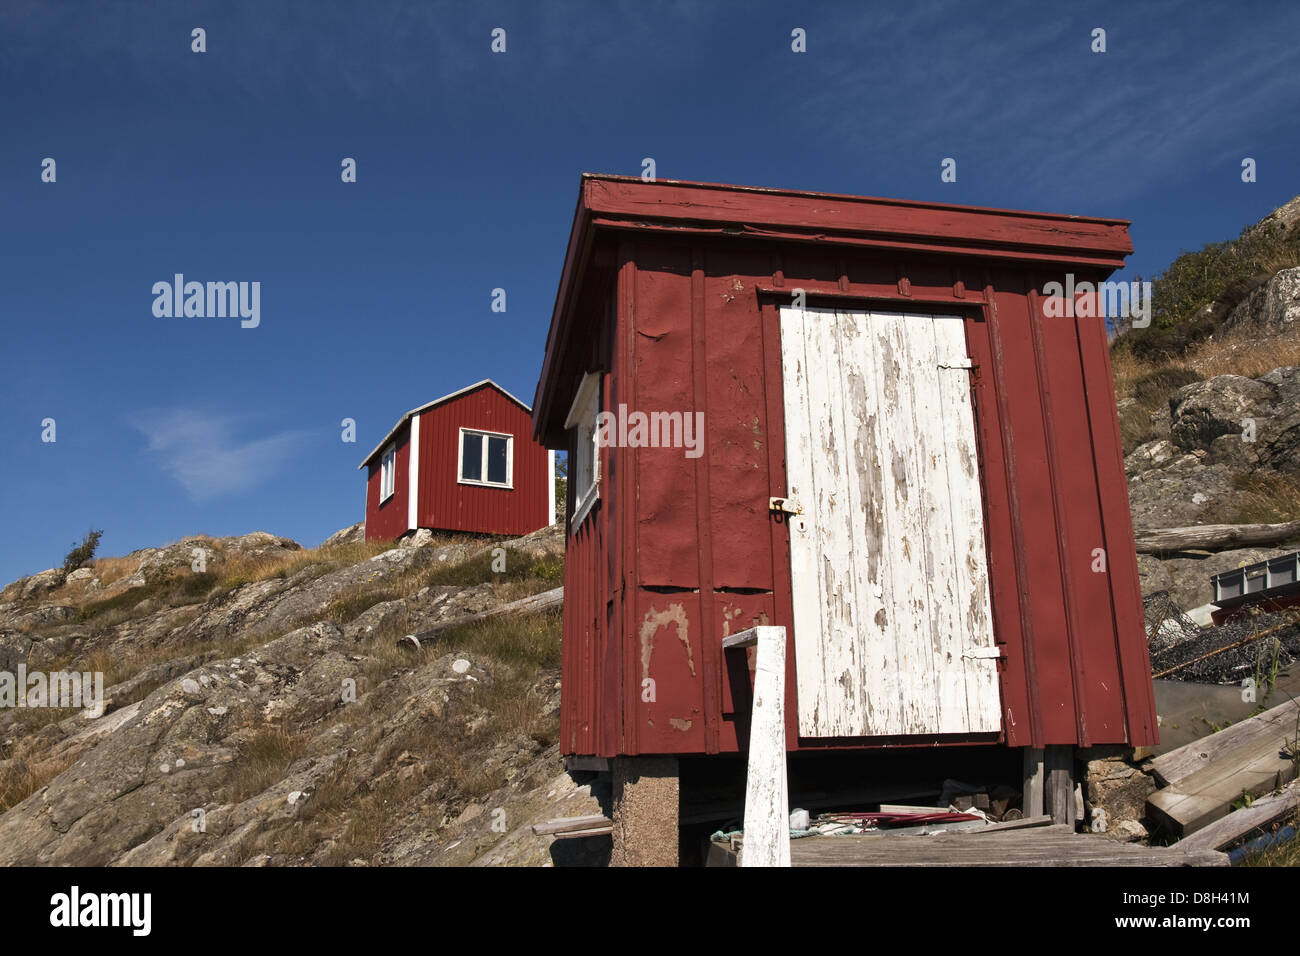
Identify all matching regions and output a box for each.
[723,625,790,867]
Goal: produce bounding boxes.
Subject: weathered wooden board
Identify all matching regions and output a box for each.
[531,814,612,836]
[1176,780,1299,852]
[1148,698,1300,836]
[1150,698,1300,787]
[406,586,563,642]
[733,626,791,867]
[782,825,1227,867]
[778,307,1000,738]
[711,824,1227,866]
[1134,521,1300,554]
[1148,743,1298,837]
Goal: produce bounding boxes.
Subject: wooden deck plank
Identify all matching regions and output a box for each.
[1149,698,1300,788]
[777,825,1227,867]
[1176,780,1300,852]
[1147,699,1300,836]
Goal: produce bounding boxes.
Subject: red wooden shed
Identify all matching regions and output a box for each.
[532,175,1158,769]
[360,379,554,541]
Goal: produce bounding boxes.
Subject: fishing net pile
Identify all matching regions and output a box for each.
[1145,589,1300,684]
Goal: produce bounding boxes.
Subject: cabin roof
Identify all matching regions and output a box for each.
[357,379,531,469]
[530,173,1134,443]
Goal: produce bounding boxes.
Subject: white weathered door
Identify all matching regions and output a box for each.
[778,307,1001,738]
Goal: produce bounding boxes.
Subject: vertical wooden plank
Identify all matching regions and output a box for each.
[778,305,835,737]
[617,249,637,754]
[1076,310,1160,747]
[988,280,1077,744]
[837,309,900,737]
[761,299,802,752]
[964,304,1033,747]
[876,311,940,735]
[806,308,865,737]
[689,248,720,754]
[932,315,1001,732]
[1023,747,1045,817]
[900,311,963,733]
[1045,744,1075,826]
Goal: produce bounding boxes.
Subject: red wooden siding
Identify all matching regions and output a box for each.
[415,384,550,536]
[537,175,1157,758]
[364,425,410,542]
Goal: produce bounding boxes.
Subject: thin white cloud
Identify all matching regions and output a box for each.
[130,409,313,502]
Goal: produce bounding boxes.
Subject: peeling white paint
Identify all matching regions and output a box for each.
[780,307,1001,738]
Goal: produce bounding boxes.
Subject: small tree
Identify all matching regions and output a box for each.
[63,528,103,573]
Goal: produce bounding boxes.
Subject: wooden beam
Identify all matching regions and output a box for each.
[1176,781,1299,852]
[1150,698,1300,788]
[552,825,613,840]
[783,825,1227,867]
[1023,747,1045,817]
[736,626,791,867]
[402,586,563,644]
[968,813,1054,834]
[1147,699,1300,837]
[1133,521,1300,554]
[1045,745,1075,827]
[566,755,610,773]
[531,814,613,836]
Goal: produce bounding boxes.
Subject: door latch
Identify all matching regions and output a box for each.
[769,497,803,516]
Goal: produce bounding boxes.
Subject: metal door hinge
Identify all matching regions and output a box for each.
[962,646,1004,660]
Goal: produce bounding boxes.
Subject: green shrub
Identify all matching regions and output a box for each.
[1121,220,1300,361]
[62,528,103,573]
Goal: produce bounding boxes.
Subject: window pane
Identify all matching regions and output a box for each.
[461,433,483,481]
[487,436,508,484]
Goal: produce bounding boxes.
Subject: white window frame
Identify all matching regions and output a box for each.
[565,371,602,529]
[379,443,396,502]
[458,427,514,489]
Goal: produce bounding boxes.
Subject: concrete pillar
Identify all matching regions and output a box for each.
[610,756,680,867]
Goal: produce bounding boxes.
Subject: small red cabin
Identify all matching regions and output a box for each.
[360,380,554,541]
[532,175,1159,763]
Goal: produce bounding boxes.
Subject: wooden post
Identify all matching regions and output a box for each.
[1022,747,1045,818]
[723,626,790,867]
[1044,745,1075,827]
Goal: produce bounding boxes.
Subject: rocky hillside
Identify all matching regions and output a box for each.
[0,525,607,866]
[1117,195,1300,611]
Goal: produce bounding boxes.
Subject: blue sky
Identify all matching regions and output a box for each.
[2,0,1297,584]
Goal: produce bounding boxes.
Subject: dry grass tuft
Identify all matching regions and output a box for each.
[0,752,78,813]
[1222,470,1300,525]
[1185,329,1300,381]
[225,725,308,805]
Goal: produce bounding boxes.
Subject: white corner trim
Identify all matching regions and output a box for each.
[564,371,601,430]
[548,449,557,527]
[407,413,420,531]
